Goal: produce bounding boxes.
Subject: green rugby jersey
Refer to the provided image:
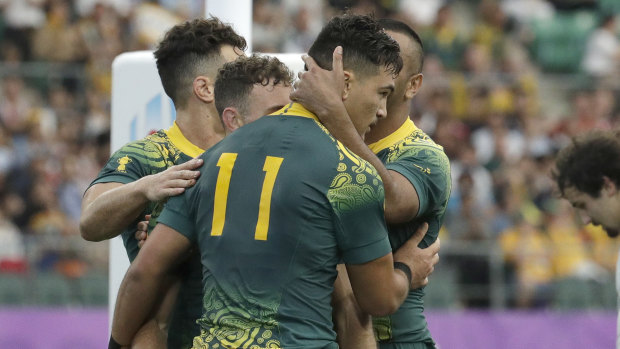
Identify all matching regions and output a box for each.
[369,119,451,345]
[89,122,204,349]
[157,103,392,349]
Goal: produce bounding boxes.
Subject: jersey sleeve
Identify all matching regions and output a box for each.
[386,145,451,217]
[89,138,164,187]
[328,148,392,264]
[157,192,196,243]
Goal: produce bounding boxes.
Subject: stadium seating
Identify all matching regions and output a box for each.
[0,274,30,305]
[33,272,73,306]
[77,272,108,305]
[530,11,597,72]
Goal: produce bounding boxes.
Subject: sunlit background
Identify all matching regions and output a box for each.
[0,0,619,348]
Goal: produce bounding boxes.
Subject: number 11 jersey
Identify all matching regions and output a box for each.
[158,103,392,349]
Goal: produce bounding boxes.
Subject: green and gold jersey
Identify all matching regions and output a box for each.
[158,103,392,349]
[369,119,451,345]
[89,122,204,349]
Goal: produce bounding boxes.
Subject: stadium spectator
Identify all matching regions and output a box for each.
[31,0,87,63]
[582,15,620,78]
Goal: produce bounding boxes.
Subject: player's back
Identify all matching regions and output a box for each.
[165,103,390,349]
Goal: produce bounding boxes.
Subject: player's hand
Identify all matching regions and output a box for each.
[393,223,435,290]
[290,46,346,120]
[137,158,203,202]
[409,229,440,289]
[135,214,151,249]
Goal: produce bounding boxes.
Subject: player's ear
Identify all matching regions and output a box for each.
[602,176,618,196]
[194,76,215,103]
[221,107,243,133]
[342,70,353,101]
[405,73,423,99]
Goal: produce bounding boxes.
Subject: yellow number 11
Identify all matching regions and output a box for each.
[210,153,284,241]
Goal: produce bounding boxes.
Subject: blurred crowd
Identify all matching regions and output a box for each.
[0,0,619,309]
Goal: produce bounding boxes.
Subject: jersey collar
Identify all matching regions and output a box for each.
[164,121,205,158]
[368,118,418,154]
[272,102,320,122]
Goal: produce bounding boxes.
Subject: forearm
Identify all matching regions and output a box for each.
[334,297,376,348]
[131,319,167,349]
[80,181,149,241]
[333,264,376,349]
[316,106,412,223]
[383,269,411,314]
[111,267,167,346]
[128,277,179,348]
[347,255,410,317]
[334,291,376,348]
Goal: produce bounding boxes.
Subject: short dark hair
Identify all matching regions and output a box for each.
[553,129,620,197]
[377,18,424,74]
[214,55,293,117]
[154,18,247,108]
[308,14,403,78]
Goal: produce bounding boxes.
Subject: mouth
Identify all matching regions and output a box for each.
[367,120,378,133]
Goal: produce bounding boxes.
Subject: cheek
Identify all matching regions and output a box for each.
[363,100,379,114]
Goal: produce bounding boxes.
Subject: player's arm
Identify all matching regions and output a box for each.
[110,223,191,347]
[130,276,181,349]
[79,158,203,241]
[291,48,418,224]
[332,264,376,349]
[332,222,437,347]
[345,222,430,317]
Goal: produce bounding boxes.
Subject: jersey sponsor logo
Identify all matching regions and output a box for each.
[116,156,132,172]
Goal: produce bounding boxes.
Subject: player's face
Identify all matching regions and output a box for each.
[343,69,394,139]
[564,185,620,237]
[244,82,292,124]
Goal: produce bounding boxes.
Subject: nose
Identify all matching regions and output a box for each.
[578,210,592,225]
[377,99,388,119]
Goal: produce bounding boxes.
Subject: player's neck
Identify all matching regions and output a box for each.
[174,106,225,150]
[365,103,410,144]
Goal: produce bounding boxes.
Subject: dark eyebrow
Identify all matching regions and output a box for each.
[381,84,395,93]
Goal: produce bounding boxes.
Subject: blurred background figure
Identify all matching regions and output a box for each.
[582,15,620,78]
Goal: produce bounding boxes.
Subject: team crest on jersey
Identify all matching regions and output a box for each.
[116,156,132,172]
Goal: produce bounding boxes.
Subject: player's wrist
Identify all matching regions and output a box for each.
[133,176,155,201]
[393,261,413,289]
